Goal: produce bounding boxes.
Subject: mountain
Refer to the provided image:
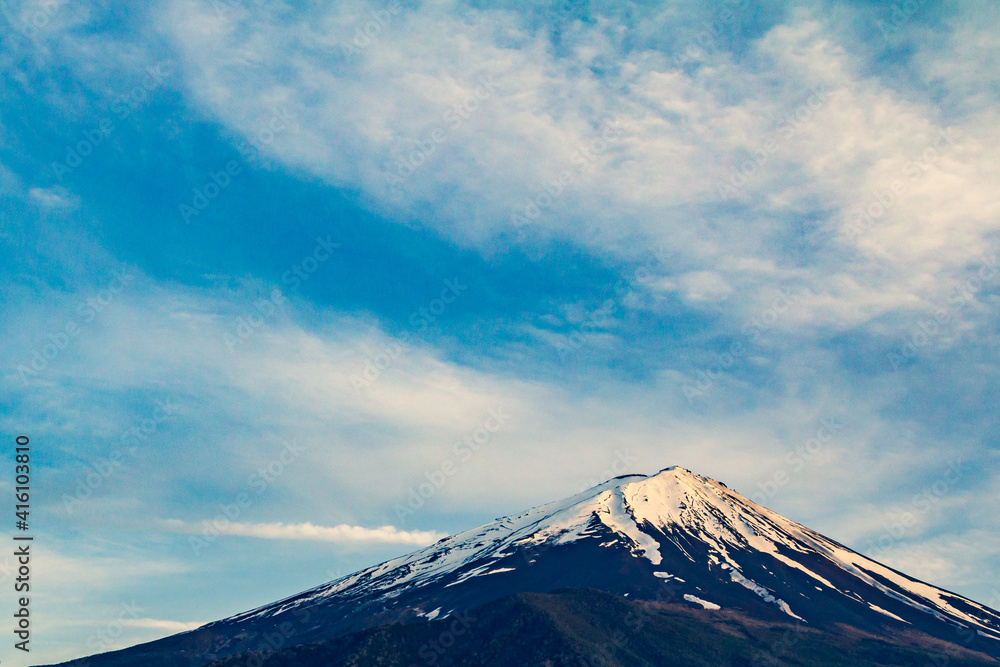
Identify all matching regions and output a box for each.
[42,466,1000,666]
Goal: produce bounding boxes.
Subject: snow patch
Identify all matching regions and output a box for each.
[868,604,909,623]
[730,569,803,621]
[593,490,663,565]
[684,594,721,610]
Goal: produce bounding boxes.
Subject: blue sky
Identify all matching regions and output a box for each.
[1,0,999,661]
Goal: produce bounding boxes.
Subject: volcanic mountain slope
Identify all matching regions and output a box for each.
[204,589,1000,667]
[44,466,1000,666]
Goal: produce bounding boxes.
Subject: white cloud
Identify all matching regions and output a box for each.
[161,519,446,545]
[28,185,78,210]
[152,0,1000,337]
[658,271,733,302]
[27,545,192,592]
[123,618,205,632]
[2,264,996,607]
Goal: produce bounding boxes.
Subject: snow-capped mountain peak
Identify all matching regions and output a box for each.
[56,466,1000,667]
[214,465,1000,650]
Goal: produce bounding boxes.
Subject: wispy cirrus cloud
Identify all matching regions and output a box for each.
[123,618,205,632]
[158,0,1000,335]
[161,519,447,546]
